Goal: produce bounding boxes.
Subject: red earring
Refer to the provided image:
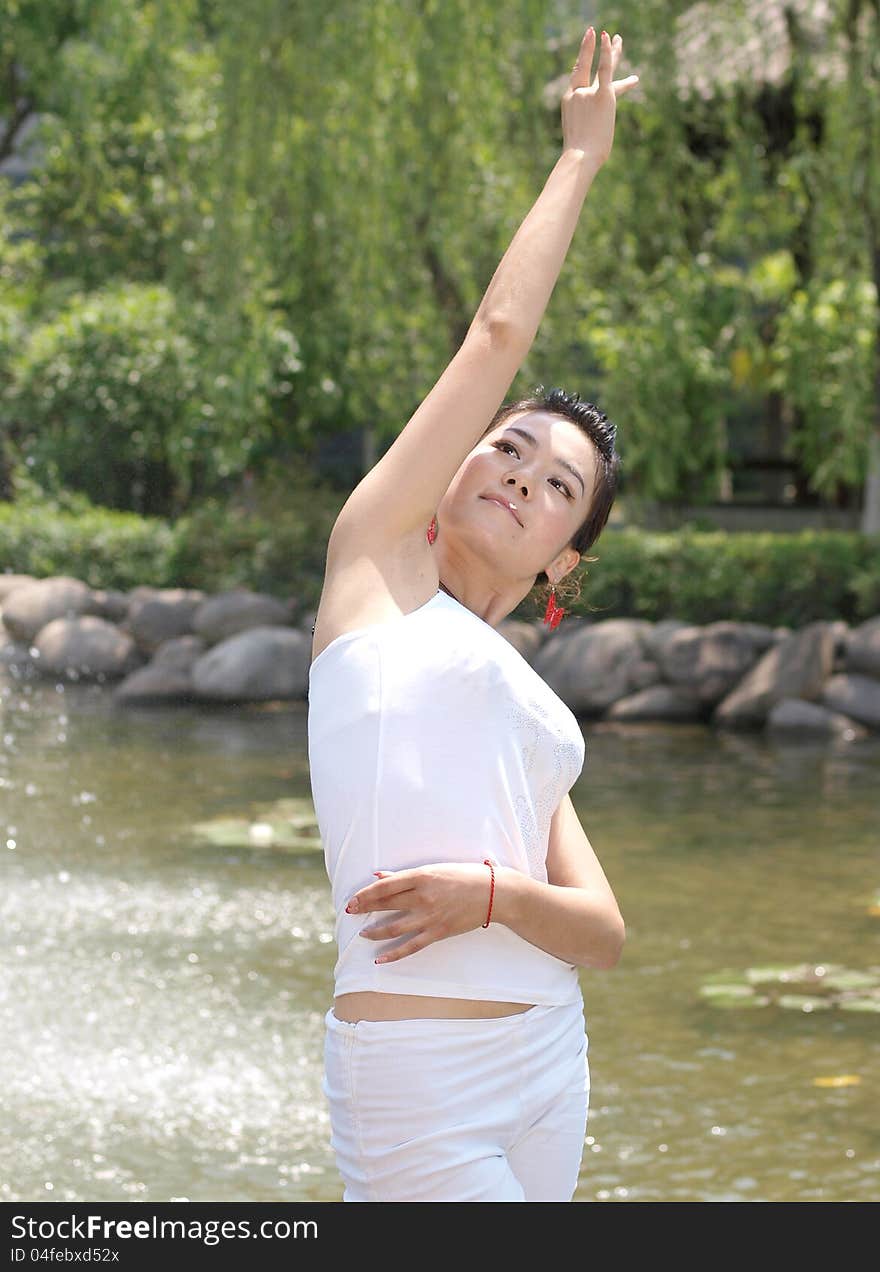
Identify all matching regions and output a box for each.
[543,587,565,630]
[427,515,437,545]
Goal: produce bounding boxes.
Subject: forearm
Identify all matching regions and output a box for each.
[492,865,625,970]
[472,149,602,346]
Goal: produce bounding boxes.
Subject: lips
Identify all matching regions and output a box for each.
[481,495,522,526]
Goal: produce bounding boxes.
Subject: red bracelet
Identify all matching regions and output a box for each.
[481,858,495,928]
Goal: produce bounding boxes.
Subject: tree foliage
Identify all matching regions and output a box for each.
[0,0,878,526]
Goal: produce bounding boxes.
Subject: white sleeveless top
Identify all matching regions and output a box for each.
[307,588,586,1005]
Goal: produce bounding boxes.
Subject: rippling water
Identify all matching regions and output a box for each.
[1,666,877,1202]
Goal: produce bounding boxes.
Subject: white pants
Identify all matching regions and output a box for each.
[322,997,590,1202]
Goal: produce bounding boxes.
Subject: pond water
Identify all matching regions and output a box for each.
[1,668,877,1203]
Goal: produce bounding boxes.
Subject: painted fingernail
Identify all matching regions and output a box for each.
[345,899,358,914]
[375,957,386,965]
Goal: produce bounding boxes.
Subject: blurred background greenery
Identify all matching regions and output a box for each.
[1,0,879,618]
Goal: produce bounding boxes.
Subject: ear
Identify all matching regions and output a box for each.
[549,546,581,584]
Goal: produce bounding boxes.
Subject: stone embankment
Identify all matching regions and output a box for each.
[1,573,878,738]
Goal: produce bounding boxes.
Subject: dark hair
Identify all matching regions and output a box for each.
[480,385,620,617]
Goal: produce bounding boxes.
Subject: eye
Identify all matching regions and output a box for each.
[493,440,573,499]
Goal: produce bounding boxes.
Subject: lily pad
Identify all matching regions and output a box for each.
[189,795,323,854]
[699,983,757,1000]
[777,995,833,1012]
[699,962,880,1014]
[744,963,833,987]
[698,983,771,1008]
[708,992,771,1009]
[820,969,880,992]
[838,997,880,1014]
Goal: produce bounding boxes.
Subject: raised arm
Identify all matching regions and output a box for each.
[333,27,639,547]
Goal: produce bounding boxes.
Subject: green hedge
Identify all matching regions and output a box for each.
[0,497,878,627]
[575,528,880,628]
[0,471,341,610]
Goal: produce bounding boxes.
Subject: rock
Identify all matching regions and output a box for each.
[191,625,310,701]
[123,587,207,654]
[821,673,880,729]
[114,635,206,703]
[0,640,37,671]
[607,684,704,721]
[628,658,664,692]
[153,634,208,668]
[766,698,868,739]
[845,616,880,678]
[1,576,94,643]
[85,588,130,623]
[192,589,293,645]
[827,620,850,656]
[641,618,692,661]
[0,573,37,603]
[713,621,837,728]
[657,621,771,705]
[33,616,144,679]
[533,618,654,714]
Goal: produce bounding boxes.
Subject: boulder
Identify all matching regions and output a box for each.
[607,684,704,722]
[713,621,837,727]
[641,618,692,661]
[766,697,868,740]
[821,673,880,729]
[32,615,143,679]
[123,587,207,654]
[1,576,94,643]
[0,640,37,672]
[0,573,37,603]
[191,625,310,701]
[845,616,880,678]
[657,621,772,705]
[533,618,654,714]
[114,635,206,703]
[85,588,130,623]
[192,589,293,645]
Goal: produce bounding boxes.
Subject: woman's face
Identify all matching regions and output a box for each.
[436,409,601,585]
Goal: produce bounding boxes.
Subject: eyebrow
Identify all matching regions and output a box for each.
[501,427,586,498]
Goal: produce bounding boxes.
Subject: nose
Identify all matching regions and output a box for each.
[506,473,529,497]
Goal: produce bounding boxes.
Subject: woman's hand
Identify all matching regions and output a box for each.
[345,863,496,964]
[561,27,639,168]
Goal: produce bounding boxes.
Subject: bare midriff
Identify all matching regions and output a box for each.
[333,991,536,1022]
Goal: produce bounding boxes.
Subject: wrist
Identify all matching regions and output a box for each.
[488,864,528,929]
[559,146,604,181]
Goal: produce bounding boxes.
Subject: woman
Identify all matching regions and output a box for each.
[308,26,638,1202]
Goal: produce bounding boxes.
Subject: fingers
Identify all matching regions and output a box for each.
[614,74,640,98]
[346,869,418,913]
[359,913,422,941]
[346,884,416,914]
[374,933,435,965]
[571,30,628,94]
[597,30,613,90]
[570,25,595,90]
